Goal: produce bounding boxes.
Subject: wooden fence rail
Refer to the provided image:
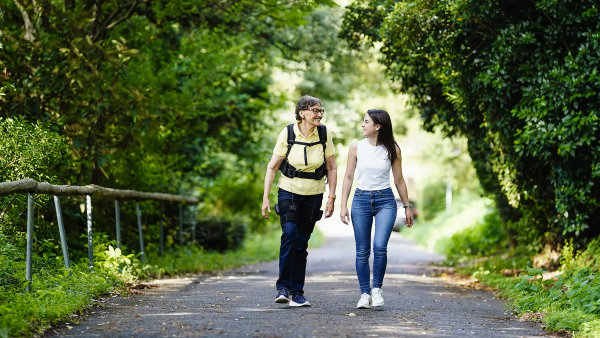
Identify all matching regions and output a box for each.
[0,178,198,291]
[0,178,198,203]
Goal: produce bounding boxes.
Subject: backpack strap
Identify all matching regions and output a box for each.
[279,123,328,181]
[317,124,327,146]
[317,124,328,181]
[317,124,327,161]
[285,124,295,158]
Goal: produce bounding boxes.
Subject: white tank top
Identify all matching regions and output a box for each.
[356,138,392,190]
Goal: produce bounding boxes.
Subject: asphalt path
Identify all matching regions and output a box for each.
[47,217,558,337]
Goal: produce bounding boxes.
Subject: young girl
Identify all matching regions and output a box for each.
[340,109,413,309]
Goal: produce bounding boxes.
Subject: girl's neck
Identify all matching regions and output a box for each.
[366,135,379,146]
[298,121,316,138]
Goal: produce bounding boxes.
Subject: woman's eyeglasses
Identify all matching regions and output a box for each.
[307,107,325,115]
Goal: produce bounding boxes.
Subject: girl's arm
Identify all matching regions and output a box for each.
[391,145,413,227]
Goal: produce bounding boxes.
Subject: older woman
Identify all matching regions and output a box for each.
[261,95,337,307]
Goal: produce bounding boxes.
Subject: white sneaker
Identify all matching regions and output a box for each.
[371,288,384,307]
[356,293,371,309]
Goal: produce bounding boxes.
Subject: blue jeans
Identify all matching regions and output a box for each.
[351,187,397,294]
[276,188,323,295]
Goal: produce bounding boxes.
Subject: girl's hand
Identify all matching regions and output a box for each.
[340,206,350,225]
[405,208,414,228]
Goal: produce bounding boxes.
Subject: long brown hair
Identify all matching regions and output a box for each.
[367,109,399,163]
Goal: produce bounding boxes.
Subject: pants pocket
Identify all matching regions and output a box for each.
[298,208,322,235]
[277,199,298,225]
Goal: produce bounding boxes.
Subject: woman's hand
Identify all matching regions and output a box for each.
[405,207,414,228]
[340,206,350,225]
[261,199,271,219]
[324,197,335,218]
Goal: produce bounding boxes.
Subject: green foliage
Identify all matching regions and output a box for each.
[0,117,67,182]
[0,261,122,337]
[195,218,247,252]
[456,236,600,336]
[0,230,281,336]
[95,245,139,284]
[196,153,267,233]
[443,211,509,263]
[0,118,68,242]
[508,267,600,333]
[0,0,342,250]
[400,192,493,253]
[419,181,446,221]
[146,230,281,276]
[341,0,600,246]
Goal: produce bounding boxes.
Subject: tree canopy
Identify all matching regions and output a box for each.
[341,0,600,247]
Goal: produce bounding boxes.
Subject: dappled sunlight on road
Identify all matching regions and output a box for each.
[316,214,354,238]
[48,212,557,337]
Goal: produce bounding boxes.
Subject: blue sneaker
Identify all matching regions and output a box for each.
[275,288,289,303]
[289,293,311,307]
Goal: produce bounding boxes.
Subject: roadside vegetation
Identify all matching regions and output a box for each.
[0,231,282,337]
[0,1,378,336]
[404,201,600,337]
[345,1,599,336]
[2,0,599,337]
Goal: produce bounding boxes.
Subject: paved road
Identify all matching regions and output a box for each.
[47,217,557,337]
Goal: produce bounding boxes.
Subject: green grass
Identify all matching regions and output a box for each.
[147,231,282,276]
[400,192,493,253]
[0,230,284,337]
[463,265,600,337]
[408,193,600,337]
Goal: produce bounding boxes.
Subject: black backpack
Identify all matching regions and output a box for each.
[279,124,328,180]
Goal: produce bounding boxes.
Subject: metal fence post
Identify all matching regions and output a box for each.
[191,205,197,244]
[178,205,184,247]
[53,196,71,271]
[159,201,164,256]
[26,193,34,292]
[115,200,121,249]
[136,201,146,262]
[86,195,94,271]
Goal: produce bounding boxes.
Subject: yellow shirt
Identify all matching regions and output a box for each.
[273,123,335,195]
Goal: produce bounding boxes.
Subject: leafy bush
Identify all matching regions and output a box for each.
[443,211,508,263]
[419,180,447,222]
[0,117,67,183]
[147,230,280,276]
[0,117,68,242]
[400,192,493,253]
[342,0,600,246]
[466,237,600,335]
[0,229,281,336]
[195,218,247,252]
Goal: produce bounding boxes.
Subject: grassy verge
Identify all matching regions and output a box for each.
[399,192,494,253]
[405,194,600,337]
[0,230,284,337]
[456,257,600,337]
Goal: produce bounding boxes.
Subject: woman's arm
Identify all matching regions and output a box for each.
[340,141,358,224]
[262,154,284,219]
[324,155,338,218]
[391,145,413,227]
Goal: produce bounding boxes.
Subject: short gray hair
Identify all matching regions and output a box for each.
[295,95,322,121]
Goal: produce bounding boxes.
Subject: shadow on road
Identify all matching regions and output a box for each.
[46,217,558,337]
